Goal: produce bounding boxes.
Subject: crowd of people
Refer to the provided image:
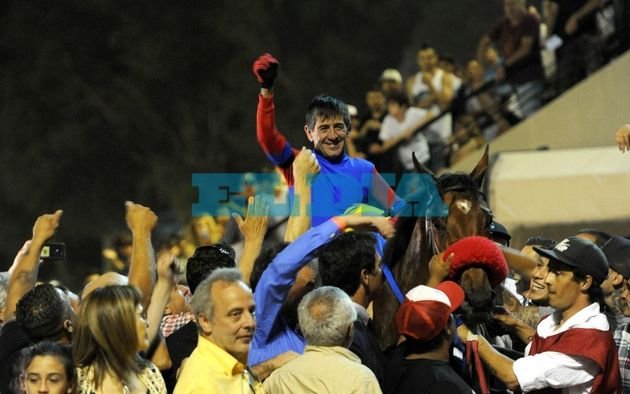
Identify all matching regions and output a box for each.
[346,0,617,172]
[1,0,629,393]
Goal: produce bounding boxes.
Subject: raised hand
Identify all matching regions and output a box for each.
[125,201,158,233]
[428,252,454,286]
[156,252,177,283]
[293,147,320,183]
[4,211,63,322]
[615,124,630,153]
[342,215,396,239]
[252,53,279,89]
[32,210,63,245]
[233,195,270,242]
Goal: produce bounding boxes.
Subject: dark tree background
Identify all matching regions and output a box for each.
[0,0,501,287]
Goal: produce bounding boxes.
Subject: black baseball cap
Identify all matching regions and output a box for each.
[602,236,630,279]
[534,236,609,284]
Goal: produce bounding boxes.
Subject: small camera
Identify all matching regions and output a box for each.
[40,242,66,260]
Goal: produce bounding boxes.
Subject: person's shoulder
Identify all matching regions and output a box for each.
[386,360,435,391]
[403,360,471,393]
[407,106,428,119]
[521,13,541,29]
[489,16,510,33]
[424,381,473,394]
[406,73,419,89]
[166,321,198,346]
[141,359,167,386]
[178,344,224,378]
[0,320,24,337]
[346,155,375,170]
[336,352,379,381]
[0,320,30,358]
[381,114,396,128]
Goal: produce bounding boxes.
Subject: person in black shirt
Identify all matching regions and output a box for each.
[543,0,602,92]
[385,282,473,394]
[319,231,387,388]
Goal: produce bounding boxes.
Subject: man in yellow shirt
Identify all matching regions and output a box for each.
[174,268,263,394]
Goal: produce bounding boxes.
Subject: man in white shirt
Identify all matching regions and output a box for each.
[369,92,432,171]
[457,236,621,393]
[406,44,457,172]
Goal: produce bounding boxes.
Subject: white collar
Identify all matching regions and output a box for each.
[538,303,609,337]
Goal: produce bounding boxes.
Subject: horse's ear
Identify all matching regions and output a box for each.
[470,145,489,189]
[412,152,434,176]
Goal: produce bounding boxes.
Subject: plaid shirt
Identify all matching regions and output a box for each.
[614,322,630,392]
[160,311,195,338]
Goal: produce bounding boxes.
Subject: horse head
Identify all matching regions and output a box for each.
[445,235,509,334]
[438,145,492,245]
[373,148,492,348]
[371,154,449,348]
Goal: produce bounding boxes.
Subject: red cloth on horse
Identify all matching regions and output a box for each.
[444,236,508,287]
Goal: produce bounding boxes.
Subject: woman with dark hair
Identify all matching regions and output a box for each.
[73,285,166,394]
[15,341,75,394]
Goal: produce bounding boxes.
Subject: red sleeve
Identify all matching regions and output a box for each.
[256,94,298,184]
[371,167,402,214]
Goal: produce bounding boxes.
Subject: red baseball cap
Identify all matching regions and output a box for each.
[395,281,464,342]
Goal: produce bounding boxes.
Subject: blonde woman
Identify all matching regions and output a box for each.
[73,285,166,394]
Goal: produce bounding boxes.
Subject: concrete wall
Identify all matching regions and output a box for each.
[448,50,630,246]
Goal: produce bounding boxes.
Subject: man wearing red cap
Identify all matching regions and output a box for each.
[457,236,621,393]
[384,281,472,393]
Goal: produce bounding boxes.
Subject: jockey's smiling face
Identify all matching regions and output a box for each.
[305,114,348,159]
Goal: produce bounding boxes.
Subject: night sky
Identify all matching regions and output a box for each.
[0,0,503,288]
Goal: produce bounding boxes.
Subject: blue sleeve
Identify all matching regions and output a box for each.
[253,219,341,344]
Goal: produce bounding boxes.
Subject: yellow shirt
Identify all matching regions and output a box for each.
[174,336,263,394]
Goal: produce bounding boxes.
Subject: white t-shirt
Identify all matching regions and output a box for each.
[379,107,430,170]
[409,69,453,143]
[512,303,607,393]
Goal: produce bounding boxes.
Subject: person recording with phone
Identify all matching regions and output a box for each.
[0,210,68,394]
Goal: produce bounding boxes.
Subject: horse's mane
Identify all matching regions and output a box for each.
[382,216,419,270]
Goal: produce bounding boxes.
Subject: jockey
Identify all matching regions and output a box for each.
[252,53,406,226]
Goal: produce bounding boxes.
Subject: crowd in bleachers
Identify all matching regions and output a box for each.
[347,0,623,172]
[1,0,630,393]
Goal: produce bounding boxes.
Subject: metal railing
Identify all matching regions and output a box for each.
[371,0,629,172]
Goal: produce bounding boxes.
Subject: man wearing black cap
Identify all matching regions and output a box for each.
[457,236,621,392]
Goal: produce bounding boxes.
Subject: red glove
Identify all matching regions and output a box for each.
[253,53,279,89]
